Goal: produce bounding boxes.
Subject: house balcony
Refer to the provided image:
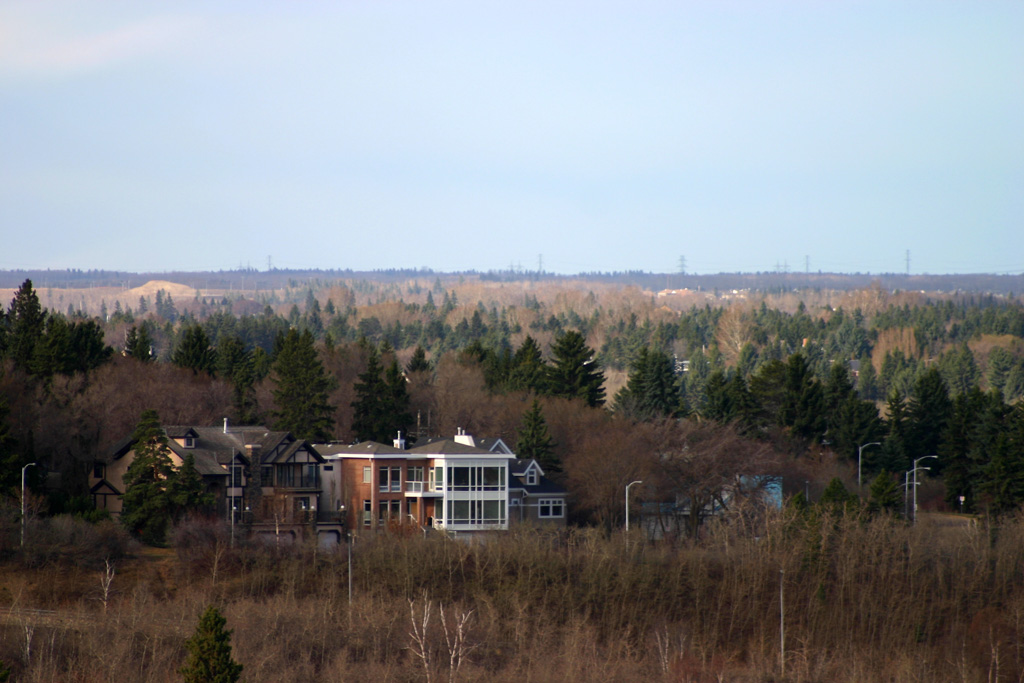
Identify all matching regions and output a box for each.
[405,481,443,497]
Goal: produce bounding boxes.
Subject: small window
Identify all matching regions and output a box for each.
[184,436,195,448]
[323,465,334,471]
[363,466,372,484]
[261,465,273,486]
[538,498,564,518]
[363,500,372,526]
[526,470,538,486]
[92,463,105,480]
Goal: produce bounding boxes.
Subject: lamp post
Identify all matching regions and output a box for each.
[912,455,938,524]
[231,501,237,548]
[858,442,881,490]
[21,462,36,548]
[625,480,642,533]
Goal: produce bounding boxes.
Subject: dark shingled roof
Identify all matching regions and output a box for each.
[407,439,494,455]
[318,442,405,456]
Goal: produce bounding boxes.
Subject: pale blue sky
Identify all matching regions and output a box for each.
[1,2,1021,275]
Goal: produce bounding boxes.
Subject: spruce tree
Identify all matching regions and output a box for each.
[122,410,174,545]
[351,346,389,442]
[172,324,216,376]
[907,368,952,465]
[167,453,213,522]
[271,329,336,442]
[867,471,901,515]
[406,345,431,374]
[507,336,546,394]
[547,330,605,407]
[516,399,559,473]
[6,279,45,371]
[125,324,155,362]
[180,605,243,683]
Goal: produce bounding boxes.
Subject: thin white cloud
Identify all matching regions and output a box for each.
[0,9,204,78]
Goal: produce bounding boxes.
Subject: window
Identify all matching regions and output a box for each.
[323,465,333,471]
[407,466,424,492]
[184,436,195,448]
[379,466,401,492]
[446,466,506,492]
[379,499,401,523]
[363,500,372,526]
[261,465,273,486]
[278,464,319,488]
[525,470,538,486]
[92,463,105,480]
[231,464,244,488]
[363,466,372,484]
[538,498,564,518]
[446,499,505,525]
[430,466,444,491]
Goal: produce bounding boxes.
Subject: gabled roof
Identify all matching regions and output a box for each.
[507,458,566,496]
[475,437,515,455]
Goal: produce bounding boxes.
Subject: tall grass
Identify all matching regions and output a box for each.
[1,510,1021,681]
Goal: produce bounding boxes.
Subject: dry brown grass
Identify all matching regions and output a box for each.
[2,509,1022,682]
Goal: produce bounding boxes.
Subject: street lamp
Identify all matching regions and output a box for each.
[912,455,938,524]
[625,480,643,533]
[858,442,881,490]
[21,462,37,548]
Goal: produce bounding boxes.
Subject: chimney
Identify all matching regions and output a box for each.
[223,417,229,434]
[454,429,475,447]
[393,431,406,450]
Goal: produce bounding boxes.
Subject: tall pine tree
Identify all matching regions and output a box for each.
[547,330,605,407]
[270,329,336,441]
[121,410,175,545]
[516,399,559,473]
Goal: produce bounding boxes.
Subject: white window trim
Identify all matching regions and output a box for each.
[538,498,564,518]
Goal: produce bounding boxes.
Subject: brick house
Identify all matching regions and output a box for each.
[318,430,567,535]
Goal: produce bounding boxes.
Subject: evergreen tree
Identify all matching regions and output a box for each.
[121,410,175,545]
[406,345,431,374]
[547,330,605,407]
[6,279,45,371]
[270,329,336,442]
[939,387,987,511]
[819,477,854,513]
[217,336,258,423]
[382,358,414,441]
[516,398,559,472]
[125,324,153,361]
[614,347,679,420]
[906,368,952,465]
[351,346,389,442]
[507,336,547,394]
[857,355,880,401]
[172,324,216,376]
[167,453,213,522]
[940,344,979,397]
[987,346,1013,398]
[867,471,901,516]
[877,392,911,474]
[180,605,243,683]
